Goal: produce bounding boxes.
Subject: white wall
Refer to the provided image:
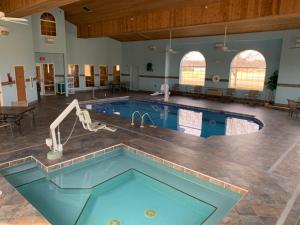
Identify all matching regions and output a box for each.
[0,17,37,106]
[31,8,68,94]
[31,8,67,54]
[122,31,284,100]
[65,22,122,90]
[275,30,300,104]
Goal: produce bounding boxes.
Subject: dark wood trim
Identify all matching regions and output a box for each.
[2,81,16,86]
[25,78,37,82]
[55,74,65,78]
[205,78,229,82]
[277,83,300,88]
[139,75,178,79]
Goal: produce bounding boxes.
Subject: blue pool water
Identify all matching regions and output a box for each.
[1,148,242,225]
[93,100,263,138]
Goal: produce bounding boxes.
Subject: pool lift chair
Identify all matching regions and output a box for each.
[45,99,116,160]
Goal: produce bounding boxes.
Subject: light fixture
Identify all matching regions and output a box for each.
[44,36,54,44]
[0,25,9,36]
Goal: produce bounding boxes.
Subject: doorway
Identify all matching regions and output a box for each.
[36,63,55,95]
[0,78,3,106]
[68,64,80,88]
[99,65,108,87]
[15,66,27,103]
[113,65,120,84]
[85,64,95,87]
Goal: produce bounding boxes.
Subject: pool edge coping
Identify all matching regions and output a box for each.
[0,143,248,196]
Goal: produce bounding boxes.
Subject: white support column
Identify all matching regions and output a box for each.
[164,46,171,102]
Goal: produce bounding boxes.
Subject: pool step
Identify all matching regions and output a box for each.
[1,162,46,188]
[0,161,37,176]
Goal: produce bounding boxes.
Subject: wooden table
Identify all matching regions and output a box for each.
[0,106,36,133]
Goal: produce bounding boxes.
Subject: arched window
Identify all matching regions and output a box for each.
[229,50,266,91]
[40,12,56,36]
[180,51,206,86]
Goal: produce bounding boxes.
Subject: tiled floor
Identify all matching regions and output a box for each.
[0,90,300,225]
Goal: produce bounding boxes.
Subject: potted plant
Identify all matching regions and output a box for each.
[266,70,278,105]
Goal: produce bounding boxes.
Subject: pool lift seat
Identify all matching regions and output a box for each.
[80,109,116,132]
[46,99,116,160]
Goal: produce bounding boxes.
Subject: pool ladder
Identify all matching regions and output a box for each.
[131,111,156,128]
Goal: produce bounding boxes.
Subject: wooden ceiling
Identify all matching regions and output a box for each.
[65,0,300,41]
[0,0,80,17]
[1,0,300,41]
[61,0,206,25]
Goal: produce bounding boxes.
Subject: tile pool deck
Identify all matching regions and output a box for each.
[0,91,300,225]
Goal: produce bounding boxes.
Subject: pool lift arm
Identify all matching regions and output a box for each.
[45,99,116,160]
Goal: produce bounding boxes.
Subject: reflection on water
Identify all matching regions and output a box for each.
[177,109,260,137]
[178,109,202,136]
[93,100,262,138]
[226,118,260,136]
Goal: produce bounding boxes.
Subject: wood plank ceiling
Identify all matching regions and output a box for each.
[2,0,300,41]
[61,0,300,41]
[0,0,80,17]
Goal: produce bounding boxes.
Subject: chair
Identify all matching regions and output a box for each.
[193,86,202,95]
[120,82,129,92]
[207,88,222,96]
[171,84,180,94]
[225,88,236,101]
[0,121,13,136]
[245,90,259,104]
[287,99,299,118]
[11,101,28,107]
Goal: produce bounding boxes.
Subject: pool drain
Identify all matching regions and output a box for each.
[108,219,122,225]
[144,209,157,218]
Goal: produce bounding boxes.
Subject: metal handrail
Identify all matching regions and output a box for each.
[140,113,156,128]
[131,111,142,126]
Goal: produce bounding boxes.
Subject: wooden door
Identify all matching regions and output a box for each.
[0,78,3,106]
[15,66,27,102]
[100,65,108,86]
[85,64,95,87]
[113,65,120,84]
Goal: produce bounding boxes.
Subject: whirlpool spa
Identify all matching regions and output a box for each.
[1,145,246,225]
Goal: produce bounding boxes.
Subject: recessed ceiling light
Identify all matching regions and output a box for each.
[205,5,208,9]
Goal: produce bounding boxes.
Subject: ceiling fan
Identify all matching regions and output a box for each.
[147,30,179,54]
[0,11,28,25]
[215,25,237,53]
[165,30,178,54]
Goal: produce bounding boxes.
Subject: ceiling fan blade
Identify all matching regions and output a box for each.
[4,20,28,25]
[4,17,28,22]
[169,48,178,54]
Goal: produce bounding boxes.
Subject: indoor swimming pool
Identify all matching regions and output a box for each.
[93,99,263,138]
[1,147,242,225]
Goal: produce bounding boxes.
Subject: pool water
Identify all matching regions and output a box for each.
[93,100,262,138]
[1,149,242,225]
